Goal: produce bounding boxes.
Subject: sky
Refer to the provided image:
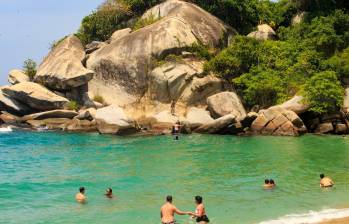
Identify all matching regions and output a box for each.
[0,0,104,85]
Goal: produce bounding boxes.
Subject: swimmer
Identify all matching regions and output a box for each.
[320,173,334,188]
[270,179,276,187]
[75,187,87,203]
[263,179,275,189]
[105,188,113,199]
[188,196,210,223]
[160,195,189,224]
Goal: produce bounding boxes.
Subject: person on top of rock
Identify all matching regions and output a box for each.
[320,173,334,187]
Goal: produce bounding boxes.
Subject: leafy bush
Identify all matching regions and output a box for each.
[76,0,163,45]
[23,59,37,80]
[187,43,215,61]
[324,46,349,79]
[67,101,79,111]
[93,95,105,104]
[133,14,161,30]
[303,71,344,114]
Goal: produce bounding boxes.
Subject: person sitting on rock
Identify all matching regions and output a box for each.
[320,174,334,188]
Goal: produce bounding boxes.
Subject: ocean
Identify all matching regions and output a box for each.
[1,130,349,223]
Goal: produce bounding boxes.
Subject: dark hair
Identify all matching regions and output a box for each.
[166,195,173,202]
[265,179,270,184]
[107,188,112,193]
[79,187,85,193]
[320,174,325,179]
[270,179,275,185]
[195,196,203,204]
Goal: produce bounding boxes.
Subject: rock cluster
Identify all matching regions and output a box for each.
[251,107,307,136]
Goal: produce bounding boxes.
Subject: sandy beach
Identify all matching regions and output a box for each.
[321,217,349,224]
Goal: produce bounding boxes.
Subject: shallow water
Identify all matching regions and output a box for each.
[1,131,349,224]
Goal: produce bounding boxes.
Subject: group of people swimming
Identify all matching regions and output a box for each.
[74,173,334,223]
[75,187,113,203]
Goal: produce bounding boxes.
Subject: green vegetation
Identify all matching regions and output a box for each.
[303,71,344,114]
[133,14,161,30]
[67,101,79,111]
[23,59,37,80]
[205,5,349,114]
[76,0,163,45]
[71,0,349,114]
[93,95,105,105]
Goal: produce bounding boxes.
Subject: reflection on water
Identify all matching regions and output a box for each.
[1,132,349,224]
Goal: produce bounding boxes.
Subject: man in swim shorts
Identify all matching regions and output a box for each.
[320,174,334,187]
[160,195,189,224]
[75,187,87,203]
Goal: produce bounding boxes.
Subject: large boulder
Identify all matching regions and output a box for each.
[109,28,132,44]
[207,92,246,119]
[185,107,214,130]
[148,59,204,103]
[276,95,310,115]
[0,88,33,115]
[247,24,276,41]
[22,110,78,121]
[315,123,334,134]
[35,35,94,90]
[2,82,69,111]
[195,114,236,134]
[0,111,22,124]
[27,118,72,130]
[87,0,233,106]
[66,119,97,132]
[95,105,136,134]
[251,107,307,136]
[8,70,29,85]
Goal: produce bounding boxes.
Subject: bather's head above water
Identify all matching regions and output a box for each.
[166,195,173,203]
[105,188,113,198]
[195,196,203,205]
[264,179,270,184]
[320,173,325,179]
[79,187,85,194]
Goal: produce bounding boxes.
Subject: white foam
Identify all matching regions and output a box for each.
[0,126,12,132]
[259,208,349,224]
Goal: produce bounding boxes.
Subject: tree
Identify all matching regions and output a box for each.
[23,59,37,80]
[303,71,344,114]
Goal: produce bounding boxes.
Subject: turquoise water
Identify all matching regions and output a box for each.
[1,131,349,224]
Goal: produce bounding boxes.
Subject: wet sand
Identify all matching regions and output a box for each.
[320,217,349,224]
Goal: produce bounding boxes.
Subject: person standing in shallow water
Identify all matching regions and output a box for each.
[160,195,189,224]
[75,187,87,203]
[189,196,210,223]
[320,173,334,187]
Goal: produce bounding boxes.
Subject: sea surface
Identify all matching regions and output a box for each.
[1,131,349,224]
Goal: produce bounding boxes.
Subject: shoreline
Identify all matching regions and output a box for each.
[321,217,349,224]
[2,124,349,138]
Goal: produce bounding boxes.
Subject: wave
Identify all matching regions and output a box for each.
[259,208,349,224]
[0,127,13,132]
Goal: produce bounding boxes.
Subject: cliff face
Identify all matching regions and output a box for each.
[86,0,235,116]
[0,0,328,136]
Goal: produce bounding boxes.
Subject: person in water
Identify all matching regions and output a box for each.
[263,179,276,189]
[172,121,181,135]
[75,187,87,203]
[160,195,189,224]
[105,188,113,199]
[188,196,210,223]
[320,173,334,187]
